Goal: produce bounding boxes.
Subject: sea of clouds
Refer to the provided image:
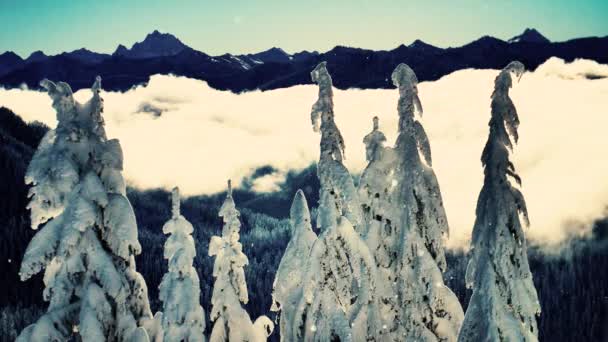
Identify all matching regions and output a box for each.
[1,57,607,247]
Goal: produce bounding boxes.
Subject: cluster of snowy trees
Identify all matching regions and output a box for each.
[17,61,540,341]
[14,78,271,342]
[270,61,540,341]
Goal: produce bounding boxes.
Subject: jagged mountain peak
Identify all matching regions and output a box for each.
[25,50,47,63]
[0,51,22,59]
[144,29,179,41]
[248,47,292,63]
[114,44,128,55]
[113,30,188,59]
[262,47,287,54]
[509,28,550,44]
[408,39,441,52]
[0,52,24,76]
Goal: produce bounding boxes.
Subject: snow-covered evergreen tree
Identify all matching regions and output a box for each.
[458,61,541,342]
[159,187,206,341]
[358,64,463,341]
[208,180,274,342]
[292,62,381,341]
[270,190,317,342]
[363,116,386,163]
[17,77,156,341]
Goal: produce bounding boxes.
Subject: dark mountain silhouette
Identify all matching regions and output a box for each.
[408,39,443,53]
[0,28,606,92]
[24,51,47,64]
[508,28,551,43]
[0,52,23,76]
[114,44,129,56]
[248,47,292,63]
[113,30,188,59]
[62,48,110,64]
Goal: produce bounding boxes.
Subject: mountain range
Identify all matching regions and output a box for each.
[0,28,606,92]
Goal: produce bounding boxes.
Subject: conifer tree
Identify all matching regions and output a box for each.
[359,64,463,341]
[209,181,274,342]
[271,190,317,342]
[293,62,382,341]
[17,77,155,341]
[458,61,541,342]
[159,187,206,341]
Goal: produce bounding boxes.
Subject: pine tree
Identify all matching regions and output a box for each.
[208,180,274,342]
[271,190,317,342]
[458,61,541,342]
[159,187,206,341]
[293,62,382,341]
[17,77,156,341]
[358,64,463,341]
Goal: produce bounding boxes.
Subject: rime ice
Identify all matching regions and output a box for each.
[358,64,463,341]
[209,181,274,342]
[159,187,206,341]
[271,190,317,342]
[17,77,157,341]
[458,62,541,342]
[292,62,382,341]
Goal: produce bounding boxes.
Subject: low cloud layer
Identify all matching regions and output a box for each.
[2,57,607,247]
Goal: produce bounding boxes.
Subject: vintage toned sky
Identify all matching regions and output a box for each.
[1,0,607,57]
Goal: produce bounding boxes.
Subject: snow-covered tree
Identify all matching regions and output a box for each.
[358,64,463,341]
[208,180,274,342]
[17,77,157,341]
[159,187,206,341]
[270,190,317,342]
[292,62,382,341]
[458,61,541,342]
[363,116,386,163]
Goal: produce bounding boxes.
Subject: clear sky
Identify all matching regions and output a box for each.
[1,0,607,57]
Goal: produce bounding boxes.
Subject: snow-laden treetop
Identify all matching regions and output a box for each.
[218,179,241,241]
[311,61,345,162]
[18,76,156,341]
[310,61,362,230]
[171,186,181,218]
[289,189,313,229]
[162,186,195,260]
[459,61,539,342]
[159,185,205,342]
[486,61,525,154]
[43,76,106,140]
[271,189,317,312]
[392,64,423,124]
[391,63,433,167]
[479,61,528,220]
[362,116,387,162]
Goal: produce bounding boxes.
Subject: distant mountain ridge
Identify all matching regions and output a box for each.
[113,30,188,59]
[0,28,606,92]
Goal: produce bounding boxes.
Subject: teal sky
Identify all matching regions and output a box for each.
[2,0,607,57]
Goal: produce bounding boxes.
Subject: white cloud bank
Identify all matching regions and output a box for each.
[1,57,607,247]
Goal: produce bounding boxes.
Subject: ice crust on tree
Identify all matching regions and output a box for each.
[208,181,274,342]
[358,64,463,341]
[293,62,382,341]
[159,187,206,341]
[310,62,362,229]
[458,62,541,342]
[270,190,317,342]
[17,77,158,341]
